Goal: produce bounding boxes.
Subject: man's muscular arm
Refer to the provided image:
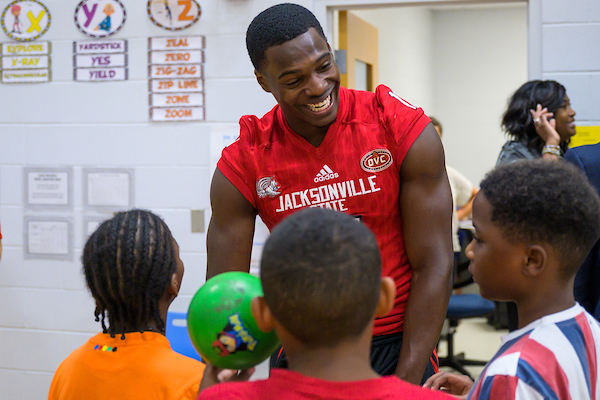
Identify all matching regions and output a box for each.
[395,123,454,384]
[206,168,258,279]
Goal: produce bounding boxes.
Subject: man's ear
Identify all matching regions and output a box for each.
[168,272,180,296]
[523,244,547,278]
[254,70,271,93]
[251,296,276,333]
[375,277,395,318]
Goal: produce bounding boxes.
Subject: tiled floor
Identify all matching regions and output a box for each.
[437,316,506,380]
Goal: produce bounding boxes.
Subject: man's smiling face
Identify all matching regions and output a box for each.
[255,28,341,138]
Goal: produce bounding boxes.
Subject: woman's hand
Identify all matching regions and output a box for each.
[198,363,255,395]
[530,104,560,146]
[423,371,473,399]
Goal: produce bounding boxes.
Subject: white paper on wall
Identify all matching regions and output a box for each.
[73,39,128,82]
[75,67,126,81]
[150,106,204,121]
[87,220,100,235]
[0,41,51,84]
[27,220,69,255]
[151,78,203,93]
[149,36,204,51]
[75,53,126,68]
[27,171,69,206]
[149,63,202,79]
[3,68,49,82]
[73,40,126,54]
[148,35,205,122]
[2,55,48,69]
[250,218,270,276]
[150,49,203,65]
[83,216,110,242]
[150,92,204,107]
[2,41,50,56]
[86,171,130,207]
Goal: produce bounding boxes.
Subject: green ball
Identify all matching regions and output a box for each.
[187,272,280,370]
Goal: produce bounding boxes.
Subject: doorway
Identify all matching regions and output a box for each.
[327,2,527,187]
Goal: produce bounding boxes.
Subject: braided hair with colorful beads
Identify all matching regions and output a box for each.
[83,209,182,338]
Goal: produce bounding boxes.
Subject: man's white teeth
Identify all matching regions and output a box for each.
[306,95,331,112]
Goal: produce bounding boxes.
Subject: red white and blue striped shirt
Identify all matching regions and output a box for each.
[469,304,600,400]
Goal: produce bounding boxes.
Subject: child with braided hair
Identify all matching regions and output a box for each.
[49,209,205,400]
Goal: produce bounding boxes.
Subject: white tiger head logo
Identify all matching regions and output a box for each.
[256,176,281,198]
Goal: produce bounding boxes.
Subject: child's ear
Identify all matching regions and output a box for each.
[523,244,547,277]
[168,272,180,296]
[251,296,276,333]
[375,277,395,317]
[254,70,271,93]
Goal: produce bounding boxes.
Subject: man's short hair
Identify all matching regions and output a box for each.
[480,159,600,278]
[260,208,381,346]
[246,3,326,72]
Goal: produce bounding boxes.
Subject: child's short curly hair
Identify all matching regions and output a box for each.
[260,208,381,346]
[481,159,600,278]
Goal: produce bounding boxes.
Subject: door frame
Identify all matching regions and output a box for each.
[312,0,540,79]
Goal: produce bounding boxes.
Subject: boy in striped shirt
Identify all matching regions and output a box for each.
[424,160,600,400]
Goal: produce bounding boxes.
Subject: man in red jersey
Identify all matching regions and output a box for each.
[206,3,453,385]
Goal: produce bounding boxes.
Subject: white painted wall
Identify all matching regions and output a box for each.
[352,7,434,114]
[0,0,288,397]
[432,6,527,186]
[353,5,527,186]
[0,0,597,398]
[538,0,600,126]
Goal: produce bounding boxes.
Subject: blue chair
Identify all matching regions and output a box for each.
[166,311,202,362]
[438,294,496,378]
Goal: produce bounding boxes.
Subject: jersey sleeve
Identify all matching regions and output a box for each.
[375,85,431,166]
[216,116,260,209]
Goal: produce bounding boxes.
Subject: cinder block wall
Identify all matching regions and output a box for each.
[0,0,597,398]
[539,0,600,126]
[0,0,285,397]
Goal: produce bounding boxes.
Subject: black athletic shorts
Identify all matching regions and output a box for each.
[270,332,439,385]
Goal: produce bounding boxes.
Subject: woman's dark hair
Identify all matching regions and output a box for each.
[83,209,177,337]
[501,80,567,154]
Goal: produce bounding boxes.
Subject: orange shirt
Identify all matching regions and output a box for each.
[49,332,205,400]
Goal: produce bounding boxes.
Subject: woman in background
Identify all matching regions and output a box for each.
[497,80,576,164]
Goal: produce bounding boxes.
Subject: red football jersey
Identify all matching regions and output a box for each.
[218,85,430,336]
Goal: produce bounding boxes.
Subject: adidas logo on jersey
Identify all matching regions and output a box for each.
[314,165,339,183]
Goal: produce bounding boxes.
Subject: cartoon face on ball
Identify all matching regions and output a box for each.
[213,332,240,356]
[211,314,258,357]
